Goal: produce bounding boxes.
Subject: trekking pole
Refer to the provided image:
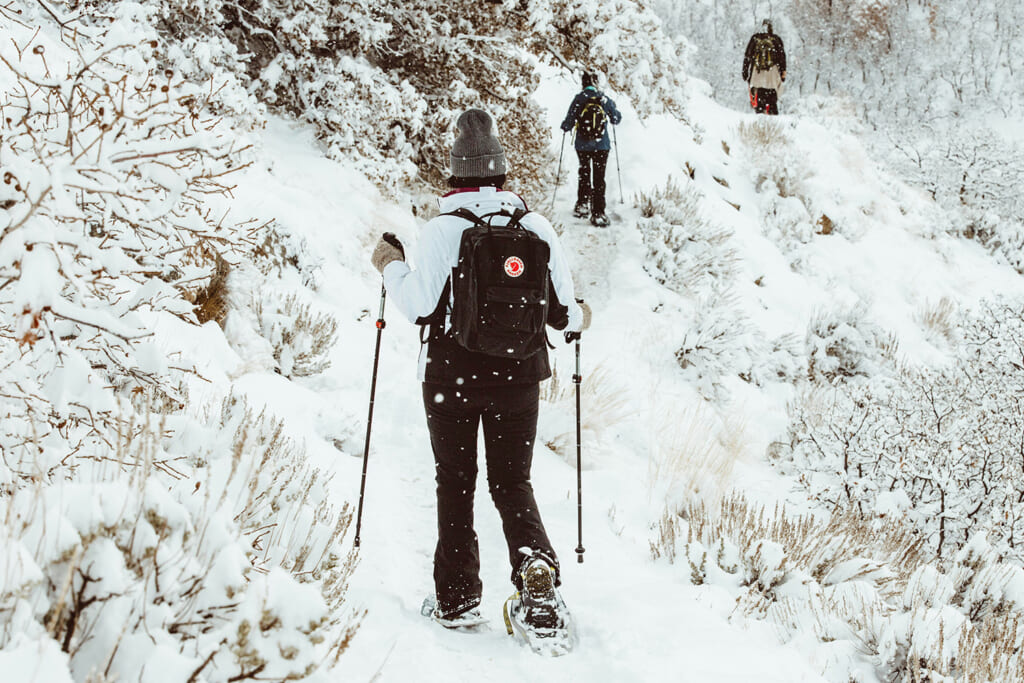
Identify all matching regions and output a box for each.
[573,319,585,564]
[612,124,624,204]
[551,131,567,213]
[354,282,388,548]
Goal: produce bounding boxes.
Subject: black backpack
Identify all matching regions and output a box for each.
[442,207,551,359]
[576,97,608,142]
[751,34,776,72]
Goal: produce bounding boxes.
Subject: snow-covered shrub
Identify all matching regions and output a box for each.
[746,332,806,387]
[674,294,755,401]
[782,298,1024,561]
[253,293,338,378]
[252,221,322,289]
[539,363,633,469]
[738,117,813,202]
[734,118,825,256]
[805,302,898,383]
[637,178,740,298]
[0,397,360,682]
[654,495,1024,682]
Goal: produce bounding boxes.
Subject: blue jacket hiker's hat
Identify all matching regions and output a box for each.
[450,109,507,178]
[581,72,598,89]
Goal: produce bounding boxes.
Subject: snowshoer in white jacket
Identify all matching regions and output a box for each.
[370,109,589,635]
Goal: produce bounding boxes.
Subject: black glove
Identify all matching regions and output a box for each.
[371,232,405,273]
[383,232,405,258]
[564,300,590,343]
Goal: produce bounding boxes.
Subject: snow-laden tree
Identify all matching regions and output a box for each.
[0,7,359,680]
[71,0,693,203]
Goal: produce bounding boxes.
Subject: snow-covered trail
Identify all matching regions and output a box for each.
[225,101,831,681]
[227,65,1024,681]
[326,212,827,683]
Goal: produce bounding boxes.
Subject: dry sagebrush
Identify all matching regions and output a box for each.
[652,494,1024,682]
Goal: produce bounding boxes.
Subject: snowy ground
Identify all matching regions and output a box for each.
[212,67,1024,683]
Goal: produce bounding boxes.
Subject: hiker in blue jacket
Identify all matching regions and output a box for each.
[560,72,622,227]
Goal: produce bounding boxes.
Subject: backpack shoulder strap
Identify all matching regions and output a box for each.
[441,206,531,230]
[441,207,487,227]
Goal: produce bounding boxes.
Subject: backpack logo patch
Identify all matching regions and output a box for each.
[504,256,525,278]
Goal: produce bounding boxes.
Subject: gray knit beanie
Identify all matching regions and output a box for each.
[450,109,507,178]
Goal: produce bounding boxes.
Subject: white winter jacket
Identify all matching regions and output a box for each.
[383,186,583,384]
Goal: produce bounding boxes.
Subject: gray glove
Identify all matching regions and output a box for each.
[371,233,405,274]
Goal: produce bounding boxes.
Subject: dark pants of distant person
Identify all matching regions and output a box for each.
[576,149,610,215]
[751,87,779,115]
[423,382,558,618]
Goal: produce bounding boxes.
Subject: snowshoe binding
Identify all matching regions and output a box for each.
[503,553,576,656]
[572,201,590,218]
[589,212,610,227]
[421,596,487,630]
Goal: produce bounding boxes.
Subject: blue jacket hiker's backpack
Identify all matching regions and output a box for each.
[575,97,608,142]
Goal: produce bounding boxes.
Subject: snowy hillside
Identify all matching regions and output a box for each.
[200,71,1024,681]
[4,2,1024,682]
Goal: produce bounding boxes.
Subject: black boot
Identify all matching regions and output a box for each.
[572,200,589,218]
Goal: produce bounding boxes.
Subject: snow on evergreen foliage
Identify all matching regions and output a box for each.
[0,6,358,680]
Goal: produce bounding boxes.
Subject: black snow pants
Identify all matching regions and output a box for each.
[751,87,779,115]
[576,149,610,215]
[422,382,558,619]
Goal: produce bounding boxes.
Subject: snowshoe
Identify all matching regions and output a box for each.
[420,595,487,630]
[590,212,610,227]
[502,557,577,656]
[572,201,589,218]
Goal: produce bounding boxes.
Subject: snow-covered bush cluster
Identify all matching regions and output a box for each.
[1,7,358,680]
[779,299,1024,563]
[637,180,803,399]
[804,302,899,383]
[0,3,242,491]
[653,495,1024,682]
[1,399,360,682]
